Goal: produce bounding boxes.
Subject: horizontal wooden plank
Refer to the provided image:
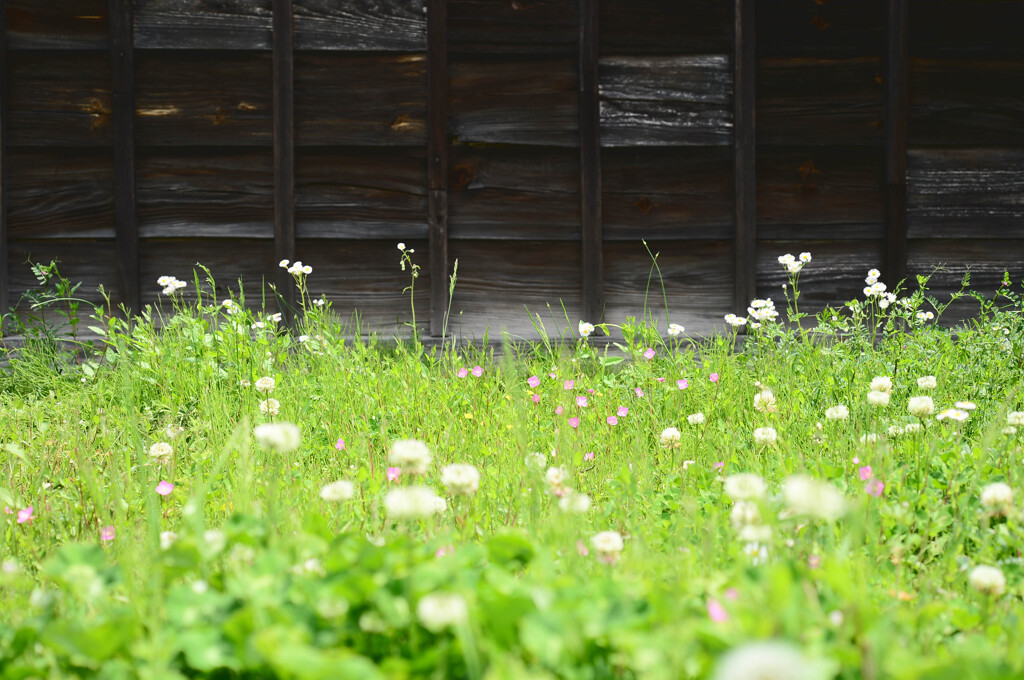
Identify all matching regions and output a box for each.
[599,56,732,147]
[600,0,732,55]
[447,240,581,339]
[293,0,426,51]
[6,52,112,146]
[755,240,885,310]
[5,0,110,50]
[7,239,119,306]
[450,58,577,146]
[135,0,273,50]
[603,240,733,336]
[6,149,115,239]
[296,147,428,239]
[138,238,276,306]
[909,0,1024,57]
[137,150,274,239]
[757,57,884,146]
[448,0,575,54]
[448,147,579,240]
[757,147,884,240]
[602,147,733,240]
[908,148,1024,238]
[757,0,884,57]
[295,239,430,333]
[909,59,1024,146]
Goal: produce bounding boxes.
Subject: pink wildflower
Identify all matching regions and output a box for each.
[808,555,822,569]
[527,375,540,388]
[576,540,590,556]
[587,388,595,394]
[713,461,725,471]
[471,365,483,377]
[563,380,574,390]
[155,480,175,496]
[677,379,688,390]
[335,438,345,451]
[617,406,628,417]
[709,372,720,383]
[858,465,873,481]
[548,372,557,379]
[634,387,644,397]
[101,525,115,542]
[865,479,884,497]
[532,394,541,403]
[457,368,468,378]
[643,348,655,360]
[656,377,665,382]
[555,405,564,415]
[16,507,33,524]
[387,467,401,482]
[607,416,618,426]
[584,452,595,461]
[852,456,860,464]
[568,417,580,429]
[724,588,739,600]
[707,599,729,623]
[576,396,588,408]
[435,544,454,558]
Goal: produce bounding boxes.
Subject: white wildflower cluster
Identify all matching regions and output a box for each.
[778,252,811,275]
[255,376,275,393]
[936,408,969,422]
[667,322,685,337]
[824,404,849,421]
[917,375,937,389]
[525,451,548,469]
[753,387,776,413]
[578,321,596,338]
[724,313,748,328]
[660,427,682,448]
[687,412,705,426]
[916,310,935,322]
[863,269,897,308]
[712,641,826,680]
[724,473,771,546]
[888,422,922,437]
[969,565,1006,597]
[782,474,846,521]
[747,298,779,323]
[320,480,355,502]
[221,299,240,315]
[388,439,432,476]
[417,593,468,632]
[907,395,935,418]
[253,422,301,453]
[867,375,893,408]
[279,259,312,276]
[591,530,624,564]
[753,426,778,446]
[544,466,570,498]
[1007,411,1024,427]
[148,441,173,462]
[259,398,280,416]
[980,482,1014,517]
[441,464,480,497]
[157,275,187,296]
[384,486,445,520]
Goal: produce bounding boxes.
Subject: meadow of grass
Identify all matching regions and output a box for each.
[0,254,1022,679]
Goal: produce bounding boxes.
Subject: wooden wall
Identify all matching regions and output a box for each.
[2,0,1022,339]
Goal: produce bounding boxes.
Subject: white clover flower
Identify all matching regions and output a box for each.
[660,427,682,448]
[259,398,280,416]
[253,422,300,452]
[239,379,251,387]
[730,500,762,528]
[254,376,275,393]
[936,408,969,422]
[712,641,822,680]
[980,482,1013,515]
[320,480,355,502]
[782,475,846,521]
[591,531,624,562]
[441,464,480,496]
[159,531,178,550]
[1004,426,1018,436]
[148,441,173,462]
[870,376,893,393]
[388,439,432,475]
[866,390,890,408]
[383,486,442,520]
[558,491,592,514]
[903,422,922,434]
[525,451,547,468]
[724,314,748,327]
[917,376,937,390]
[955,401,977,411]
[165,424,184,439]
[859,433,879,445]
[417,593,468,632]
[433,496,447,514]
[969,565,1006,597]
[908,395,934,418]
[687,412,706,426]
[1007,411,1024,426]
[754,390,776,413]
[724,473,767,501]
[753,426,778,446]
[887,425,904,437]
[578,320,595,338]
[824,405,849,421]
[545,466,568,490]
[667,323,685,337]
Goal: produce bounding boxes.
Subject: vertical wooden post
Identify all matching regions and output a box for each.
[579,0,603,325]
[110,0,140,313]
[884,0,909,284]
[273,0,297,320]
[0,0,8,325]
[427,0,449,338]
[733,0,756,314]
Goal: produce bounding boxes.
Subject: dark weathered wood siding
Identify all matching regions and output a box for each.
[2,0,1023,337]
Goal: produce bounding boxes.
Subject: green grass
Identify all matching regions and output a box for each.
[0,260,1023,679]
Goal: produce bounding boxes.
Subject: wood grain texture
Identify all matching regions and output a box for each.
[600,0,731,55]
[603,240,733,336]
[449,0,575,54]
[427,0,448,337]
[734,0,756,314]
[6,51,112,146]
[447,240,581,340]
[135,0,273,50]
[7,239,119,306]
[111,0,140,312]
[295,238,430,334]
[757,147,884,240]
[5,0,110,50]
[909,59,1024,146]
[138,237,275,306]
[907,149,1024,239]
[1,1,7,318]
[599,55,732,147]
[884,0,909,284]
[450,58,576,146]
[603,147,732,241]
[579,0,603,324]
[757,0,884,57]
[294,0,426,51]
[273,0,297,319]
[909,0,1024,57]
[756,240,885,310]
[757,57,884,146]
